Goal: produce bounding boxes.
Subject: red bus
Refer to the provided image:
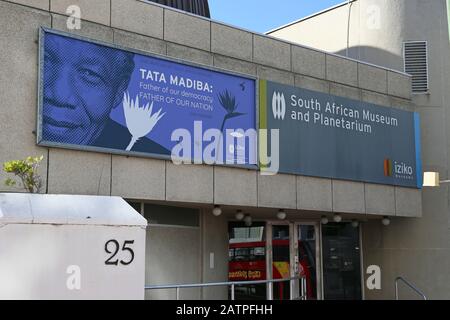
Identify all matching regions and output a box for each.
[228,238,317,300]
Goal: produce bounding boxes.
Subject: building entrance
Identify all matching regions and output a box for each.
[267,222,320,300]
[228,220,363,300]
[228,221,321,300]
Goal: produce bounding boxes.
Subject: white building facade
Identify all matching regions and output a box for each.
[270,0,450,300]
[0,0,423,300]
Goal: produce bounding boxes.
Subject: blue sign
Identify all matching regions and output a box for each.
[38,29,257,166]
[260,80,422,188]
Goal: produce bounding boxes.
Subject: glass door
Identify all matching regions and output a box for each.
[294,223,320,300]
[321,223,362,300]
[267,222,320,300]
[270,224,291,300]
[228,221,267,300]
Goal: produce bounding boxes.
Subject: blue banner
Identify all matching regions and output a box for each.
[260,80,422,188]
[38,29,257,165]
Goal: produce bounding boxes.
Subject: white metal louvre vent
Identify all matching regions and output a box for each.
[404,41,429,93]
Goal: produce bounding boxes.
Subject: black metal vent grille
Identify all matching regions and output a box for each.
[404,41,429,93]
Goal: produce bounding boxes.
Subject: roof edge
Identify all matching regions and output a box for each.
[266,0,357,35]
[140,0,409,78]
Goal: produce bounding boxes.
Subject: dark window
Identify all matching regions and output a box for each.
[144,203,200,227]
[147,0,211,18]
[322,223,362,300]
[126,201,142,214]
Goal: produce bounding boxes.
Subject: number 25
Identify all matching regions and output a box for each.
[105,240,135,266]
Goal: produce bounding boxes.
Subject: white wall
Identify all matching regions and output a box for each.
[0,224,146,299]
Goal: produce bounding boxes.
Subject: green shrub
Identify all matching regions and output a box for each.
[3,155,44,193]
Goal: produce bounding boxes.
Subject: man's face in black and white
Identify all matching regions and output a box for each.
[43,34,134,145]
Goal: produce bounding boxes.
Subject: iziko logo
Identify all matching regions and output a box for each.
[272,92,286,120]
[383,159,393,177]
[384,159,414,179]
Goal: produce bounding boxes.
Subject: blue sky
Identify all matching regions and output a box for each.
[209,0,345,34]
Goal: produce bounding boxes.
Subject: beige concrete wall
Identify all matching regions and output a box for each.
[269,0,450,300]
[0,1,50,194]
[269,2,362,58]
[268,0,407,71]
[145,224,201,300]
[201,210,229,300]
[0,0,418,217]
[0,0,422,299]
[362,0,450,300]
[366,0,450,300]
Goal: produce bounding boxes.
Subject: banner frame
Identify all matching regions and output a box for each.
[37,27,259,170]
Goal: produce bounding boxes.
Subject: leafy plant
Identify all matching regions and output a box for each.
[3,155,44,193]
[218,90,245,132]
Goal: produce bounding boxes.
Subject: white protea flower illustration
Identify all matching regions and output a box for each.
[122,92,166,151]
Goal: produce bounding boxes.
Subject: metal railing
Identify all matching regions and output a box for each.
[395,276,427,300]
[145,276,307,300]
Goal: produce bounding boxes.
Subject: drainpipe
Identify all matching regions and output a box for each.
[346,0,352,57]
[447,0,450,42]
